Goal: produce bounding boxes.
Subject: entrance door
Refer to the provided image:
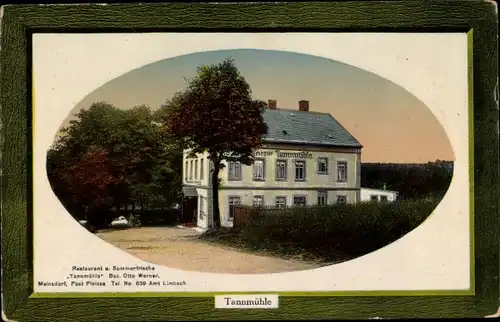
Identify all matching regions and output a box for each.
[182,196,198,226]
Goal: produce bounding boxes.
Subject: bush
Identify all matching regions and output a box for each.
[201,199,439,263]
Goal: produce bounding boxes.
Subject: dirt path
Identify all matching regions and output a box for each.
[96,226,321,274]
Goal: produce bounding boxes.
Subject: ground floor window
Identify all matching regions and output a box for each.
[380,195,388,203]
[370,195,378,202]
[253,195,264,206]
[336,195,347,204]
[317,190,327,205]
[199,197,207,219]
[293,195,307,206]
[275,196,287,208]
[228,196,241,220]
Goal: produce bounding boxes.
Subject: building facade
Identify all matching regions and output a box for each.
[360,187,398,203]
[181,100,362,229]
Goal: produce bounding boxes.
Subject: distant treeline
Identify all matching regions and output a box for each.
[361,160,454,200]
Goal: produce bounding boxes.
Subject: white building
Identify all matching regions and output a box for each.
[181,100,363,229]
[360,187,398,203]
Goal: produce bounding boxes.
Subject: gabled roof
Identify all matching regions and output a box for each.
[262,108,362,148]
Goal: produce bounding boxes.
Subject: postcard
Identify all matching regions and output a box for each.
[29,32,474,302]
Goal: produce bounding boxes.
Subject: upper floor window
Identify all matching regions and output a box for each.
[337,195,347,204]
[275,196,287,208]
[227,162,242,181]
[276,159,287,181]
[337,161,348,182]
[189,160,194,180]
[184,161,188,181]
[317,157,328,174]
[293,195,307,206]
[295,160,306,181]
[253,195,264,206]
[253,159,265,181]
[317,190,327,205]
[200,158,204,180]
[194,159,198,180]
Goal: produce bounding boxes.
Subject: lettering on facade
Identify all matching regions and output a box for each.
[252,150,313,159]
[275,150,313,159]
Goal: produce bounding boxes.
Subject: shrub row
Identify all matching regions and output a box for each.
[203,199,439,262]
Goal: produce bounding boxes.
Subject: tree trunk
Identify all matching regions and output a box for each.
[211,165,221,229]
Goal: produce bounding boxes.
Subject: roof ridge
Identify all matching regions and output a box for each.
[265,107,331,116]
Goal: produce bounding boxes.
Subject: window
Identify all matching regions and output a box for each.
[275,196,287,208]
[293,196,307,206]
[228,162,242,181]
[337,161,348,182]
[370,195,378,202]
[253,195,264,206]
[253,159,265,181]
[194,159,198,180]
[184,161,188,180]
[295,160,306,181]
[275,159,287,181]
[189,160,194,180]
[380,195,388,203]
[317,158,328,174]
[199,197,206,219]
[228,196,241,219]
[337,195,347,204]
[200,158,204,180]
[317,191,327,205]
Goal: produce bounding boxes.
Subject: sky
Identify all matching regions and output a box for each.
[67,49,455,163]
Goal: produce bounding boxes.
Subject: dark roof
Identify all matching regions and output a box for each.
[262,108,362,148]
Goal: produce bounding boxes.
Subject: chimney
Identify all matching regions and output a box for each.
[298,100,309,111]
[268,99,277,109]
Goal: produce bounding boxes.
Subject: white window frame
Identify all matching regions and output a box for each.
[370,195,379,202]
[275,196,287,208]
[194,159,198,180]
[380,195,389,203]
[337,161,348,182]
[275,159,287,181]
[317,157,328,175]
[200,158,204,180]
[252,195,264,206]
[227,162,242,181]
[228,196,241,220]
[199,197,206,219]
[317,190,328,205]
[189,160,194,180]
[294,160,306,181]
[293,195,307,206]
[253,158,266,181]
[336,195,347,204]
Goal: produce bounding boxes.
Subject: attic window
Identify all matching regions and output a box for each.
[282,130,288,135]
[327,134,333,139]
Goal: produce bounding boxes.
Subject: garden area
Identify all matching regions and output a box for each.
[201,199,440,264]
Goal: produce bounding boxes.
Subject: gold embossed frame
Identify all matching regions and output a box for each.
[1,2,498,320]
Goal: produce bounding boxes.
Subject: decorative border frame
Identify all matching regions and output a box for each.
[1,2,498,320]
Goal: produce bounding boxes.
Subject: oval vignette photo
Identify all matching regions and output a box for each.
[45,48,456,275]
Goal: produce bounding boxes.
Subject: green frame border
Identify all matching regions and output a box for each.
[1,1,498,320]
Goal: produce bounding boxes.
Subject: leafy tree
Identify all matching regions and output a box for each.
[161,58,268,228]
[47,102,183,229]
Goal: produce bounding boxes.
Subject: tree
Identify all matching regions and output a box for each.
[161,58,268,228]
[47,102,184,229]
